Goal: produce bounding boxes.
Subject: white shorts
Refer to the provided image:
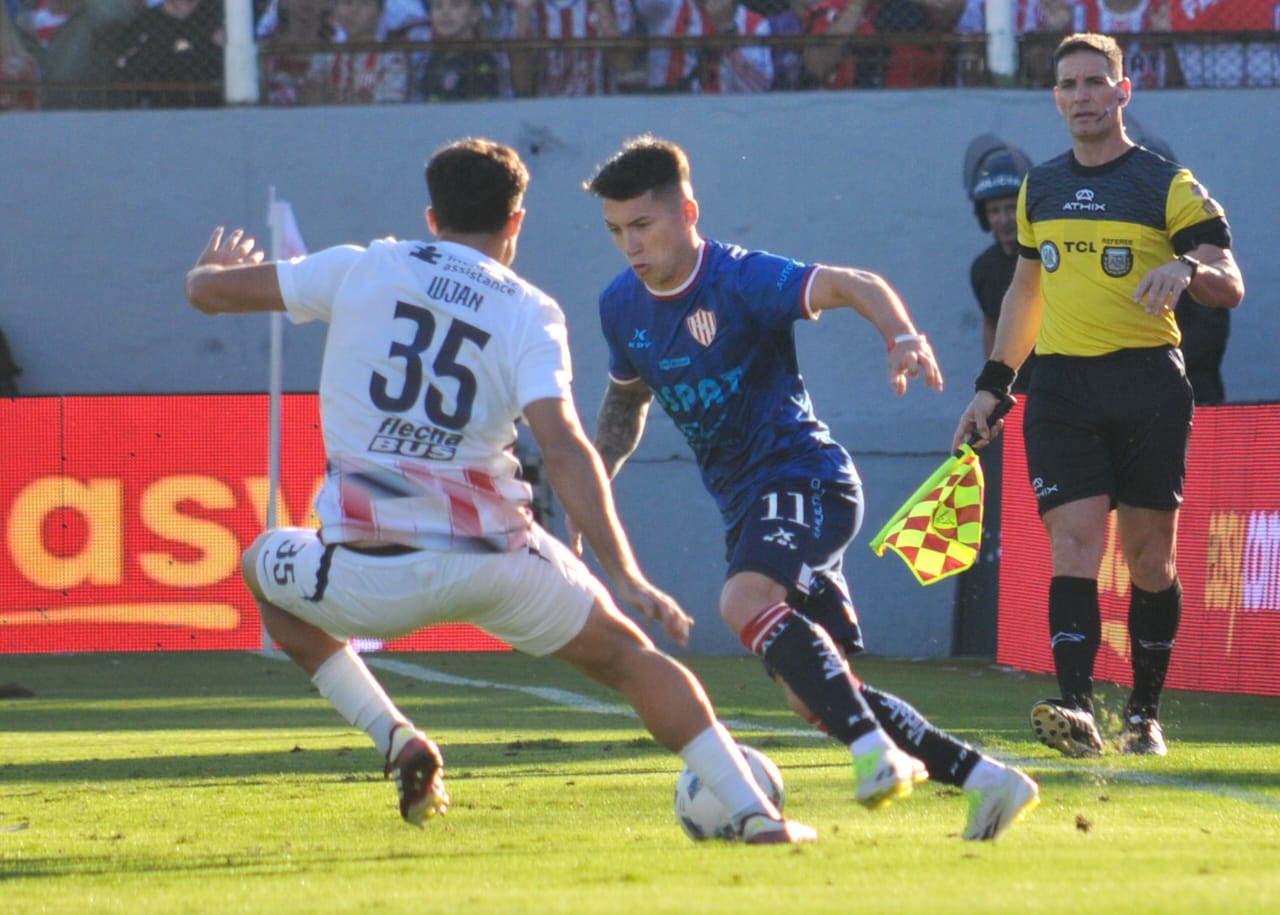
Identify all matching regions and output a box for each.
[246,526,601,657]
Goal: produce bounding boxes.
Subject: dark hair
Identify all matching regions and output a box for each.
[425,138,529,234]
[1053,33,1124,79]
[584,135,691,201]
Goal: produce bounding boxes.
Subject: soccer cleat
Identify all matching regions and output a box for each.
[963,767,1040,841]
[385,723,449,826]
[736,812,818,845]
[1030,699,1104,758]
[1120,715,1168,756]
[853,744,920,810]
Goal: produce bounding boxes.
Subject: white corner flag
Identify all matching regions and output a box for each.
[268,193,308,260]
[261,188,308,651]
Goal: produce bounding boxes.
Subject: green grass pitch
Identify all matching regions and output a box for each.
[2,651,1278,914]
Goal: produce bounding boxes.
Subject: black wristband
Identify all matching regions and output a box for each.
[975,360,1017,398]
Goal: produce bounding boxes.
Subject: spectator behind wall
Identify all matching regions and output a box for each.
[509,0,641,97]
[302,0,412,104]
[1,0,39,110]
[631,0,708,92]
[13,0,141,108]
[416,0,513,101]
[696,0,774,92]
[257,0,430,104]
[799,0,963,90]
[1125,112,1231,405]
[113,0,225,107]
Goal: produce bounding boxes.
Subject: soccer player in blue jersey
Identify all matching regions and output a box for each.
[582,135,1039,841]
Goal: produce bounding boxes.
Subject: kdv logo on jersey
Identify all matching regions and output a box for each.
[629,329,652,350]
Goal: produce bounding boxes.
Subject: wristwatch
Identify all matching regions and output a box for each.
[1177,254,1201,283]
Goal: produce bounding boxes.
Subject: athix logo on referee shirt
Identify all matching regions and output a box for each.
[686,309,717,347]
[1063,188,1106,212]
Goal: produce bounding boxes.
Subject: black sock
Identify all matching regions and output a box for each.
[1127,580,1182,720]
[1048,576,1101,715]
[741,603,879,745]
[860,684,979,787]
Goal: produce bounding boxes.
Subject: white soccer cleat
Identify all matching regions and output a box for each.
[385,723,449,827]
[963,766,1039,841]
[853,744,921,810]
[736,812,818,845]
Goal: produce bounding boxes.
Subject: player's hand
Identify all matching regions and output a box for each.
[1132,259,1193,315]
[952,390,1013,451]
[888,335,944,396]
[615,577,694,647]
[196,226,266,270]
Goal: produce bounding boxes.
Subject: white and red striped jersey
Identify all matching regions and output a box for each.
[699,4,774,93]
[533,0,637,96]
[306,50,412,103]
[277,239,573,551]
[633,0,709,90]
[1061,1,1173,88]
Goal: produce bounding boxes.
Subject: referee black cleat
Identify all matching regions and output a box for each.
[1030,699,1104,758]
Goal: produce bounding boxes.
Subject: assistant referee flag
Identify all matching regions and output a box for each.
[869,444,986,586]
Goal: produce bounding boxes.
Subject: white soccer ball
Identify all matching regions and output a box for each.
[674,744,785,841]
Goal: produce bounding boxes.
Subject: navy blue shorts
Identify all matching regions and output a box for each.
[1023,346,1194,515]
[726,477,865,657]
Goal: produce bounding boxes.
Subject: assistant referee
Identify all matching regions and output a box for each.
[953,32,1245,759]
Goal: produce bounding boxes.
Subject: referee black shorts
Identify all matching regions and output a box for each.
[1023,345,1194,516]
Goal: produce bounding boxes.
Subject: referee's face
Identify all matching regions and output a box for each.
[1054,50,1127,140]
[600,190,700,293]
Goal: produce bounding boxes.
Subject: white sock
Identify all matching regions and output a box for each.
[962,757,1009,792]
[849,729,896,758]
[311,644,405,759]
[678,723,777,821]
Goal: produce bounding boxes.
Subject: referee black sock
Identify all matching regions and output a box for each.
[1127,580,1182,720]
[860,684,979,787]
[1048,576,1101,715]
[741,603,880,746]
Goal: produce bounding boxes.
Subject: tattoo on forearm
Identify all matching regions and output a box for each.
[595,385,651,478]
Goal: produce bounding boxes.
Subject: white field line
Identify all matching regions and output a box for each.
[260,650,1280,810]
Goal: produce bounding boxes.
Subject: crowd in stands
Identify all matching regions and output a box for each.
[2,0,1277,110]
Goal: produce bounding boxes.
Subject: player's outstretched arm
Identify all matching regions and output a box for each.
[185,226,286,316]
[524,395,692,646]
[594,379,654,478]
[807,265,944,396]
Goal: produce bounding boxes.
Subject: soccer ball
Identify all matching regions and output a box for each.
[674,744,785,841]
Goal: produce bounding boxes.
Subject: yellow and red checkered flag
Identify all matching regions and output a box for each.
[869,444,986,586]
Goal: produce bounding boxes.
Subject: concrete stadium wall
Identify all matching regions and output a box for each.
[3,89,1276,657]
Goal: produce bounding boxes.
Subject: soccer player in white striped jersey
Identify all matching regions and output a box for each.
[185,137,814,843]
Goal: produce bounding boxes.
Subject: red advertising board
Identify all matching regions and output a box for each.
[998,403,1280,696]
[0,396,508,655]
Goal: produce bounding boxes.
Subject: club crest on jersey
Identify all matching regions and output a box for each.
[1101,246,1133,277]
[685,309,717,348]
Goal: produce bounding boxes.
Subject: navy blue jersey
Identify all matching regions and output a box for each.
[600,239,858,530]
